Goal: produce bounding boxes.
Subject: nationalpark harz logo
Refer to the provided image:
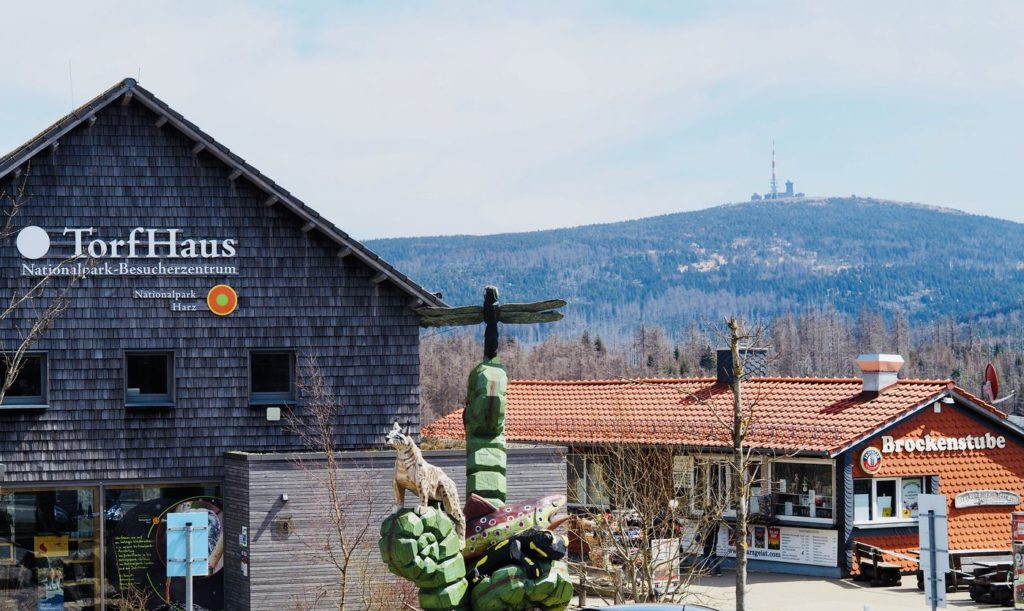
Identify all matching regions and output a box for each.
[16,226,239,277]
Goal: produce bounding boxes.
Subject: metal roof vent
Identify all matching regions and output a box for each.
[856,354,904,393]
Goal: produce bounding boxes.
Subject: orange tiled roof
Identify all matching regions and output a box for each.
[422,377,994,455]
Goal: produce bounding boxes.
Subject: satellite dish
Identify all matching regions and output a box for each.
[984,362,999,402]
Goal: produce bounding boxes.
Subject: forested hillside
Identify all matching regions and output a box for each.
[420,312,1024,425]
[369,197,1024,343]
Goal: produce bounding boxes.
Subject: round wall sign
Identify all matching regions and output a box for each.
[207,284,238,316]
[16,226,50,259]
[860,446,883,474]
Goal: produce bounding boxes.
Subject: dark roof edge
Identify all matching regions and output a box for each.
[0,79,130,173]
[0,78,446,309]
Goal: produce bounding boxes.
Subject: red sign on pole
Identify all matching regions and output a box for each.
[1012,512,1024,608]
[1012,512,1024,543]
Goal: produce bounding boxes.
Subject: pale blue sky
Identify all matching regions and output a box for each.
[1,1,1021,238]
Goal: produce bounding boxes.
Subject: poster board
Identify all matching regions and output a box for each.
[717,524,838,567]
[650,538,681,587]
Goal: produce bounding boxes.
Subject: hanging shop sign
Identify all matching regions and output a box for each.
[881,433,1006,454]
[860,446,883,474]
[954,490,1021,509]
[17,226,239,277]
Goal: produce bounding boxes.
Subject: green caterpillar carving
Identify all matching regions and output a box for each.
[381,287,573,609]
[379,507,469,610]
[464,358,508,507]
[380,506,572,610]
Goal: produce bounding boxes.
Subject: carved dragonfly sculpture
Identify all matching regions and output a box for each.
[416,286,566,359]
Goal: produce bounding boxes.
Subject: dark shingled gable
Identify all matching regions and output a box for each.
[0,80,439,483]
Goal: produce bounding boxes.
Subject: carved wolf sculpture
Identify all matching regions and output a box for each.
[385,422,466,542]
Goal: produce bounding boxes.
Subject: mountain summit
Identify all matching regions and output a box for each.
[367,198,1024,340]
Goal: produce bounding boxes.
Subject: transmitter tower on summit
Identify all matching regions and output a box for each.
[769,139,778,199]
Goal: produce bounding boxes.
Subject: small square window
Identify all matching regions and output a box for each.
[125,352,174,406]
[0,353,47,407]
[250,351,295,404]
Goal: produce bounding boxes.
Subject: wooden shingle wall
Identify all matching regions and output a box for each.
[223,447,567,611]
[0,100,422,484]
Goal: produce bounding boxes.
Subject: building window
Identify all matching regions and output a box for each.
[687,458,733,514]
[249,351,295,404]
[0,353,46,407]
[770,459,835,523]
[672,455,693,499]
[124,351,173,406]
[567,453,610,506]
[854,476,925,523]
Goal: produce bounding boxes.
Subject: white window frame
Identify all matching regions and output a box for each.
[567,452,610,507]
[853,475,925,526]
[768,457,836,525]
[672,455,694,500]
[688,456,732,515]
[682,455,769,517]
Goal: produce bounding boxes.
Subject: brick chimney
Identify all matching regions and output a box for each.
[856,354,904,393]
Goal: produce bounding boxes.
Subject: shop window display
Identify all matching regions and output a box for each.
[0,487,99,611]
[770,461,834,524]
[0,484,223,610]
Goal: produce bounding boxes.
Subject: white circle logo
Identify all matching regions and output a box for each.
[16,226,50,259]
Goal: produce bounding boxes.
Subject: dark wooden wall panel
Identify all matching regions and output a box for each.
[224,454,252,610]
[0,100,422,484]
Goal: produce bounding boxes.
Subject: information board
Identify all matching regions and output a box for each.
[918,494,949,609]
[717,524,838,567]
[167,511,210,577]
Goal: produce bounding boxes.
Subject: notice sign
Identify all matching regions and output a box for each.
[650,538,681,587]
[1013,513,1024,609]
[1013,512,1024,543]
[919,494,949,608]
[718,525,838,567]
[167,511,210,577]
[34,535,68,558]
[955,490,1021,509]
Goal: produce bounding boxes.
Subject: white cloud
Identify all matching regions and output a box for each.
[1,1,1022,237]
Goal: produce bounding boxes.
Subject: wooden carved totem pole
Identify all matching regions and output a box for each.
[380,287,574,610]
